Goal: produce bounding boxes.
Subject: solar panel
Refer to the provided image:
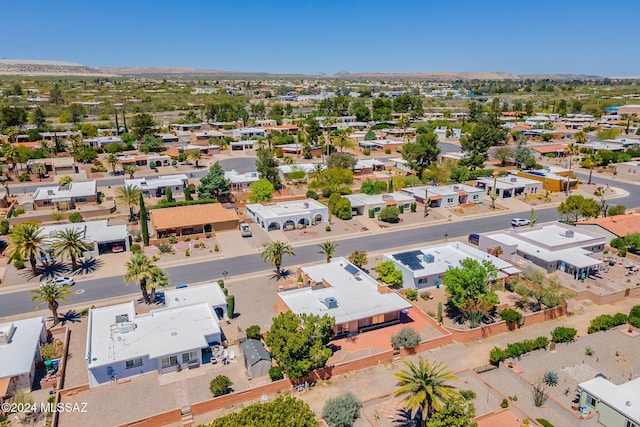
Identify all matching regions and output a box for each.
[393,250,424,271]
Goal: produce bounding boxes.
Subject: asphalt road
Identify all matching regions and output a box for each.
[1,171,636,318]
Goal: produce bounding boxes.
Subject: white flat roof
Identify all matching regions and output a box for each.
[39,220,127,244]
[387,242,518,277]
[125,174,188,191]
[280,258,411,325]
[165,283,227,309]
[402,184,482,198]
[579,377,640,423]
[0,317,44,378]
[33,181,96,201]
[224,170,260,184]
[346,192,414,208]
[87,301,220,368]
[278,163,323,174]
[517,224,602,249]
[247,199,327,219]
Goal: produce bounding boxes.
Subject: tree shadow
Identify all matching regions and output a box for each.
[269,268,292,281]
[59,310,85,325]
[72,258,103,276]
[23,262,71,281]
[393,408,420,427]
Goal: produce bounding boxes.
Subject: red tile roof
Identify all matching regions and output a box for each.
[577,214,640,237]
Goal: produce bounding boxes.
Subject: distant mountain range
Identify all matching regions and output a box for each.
[0,59,620,80]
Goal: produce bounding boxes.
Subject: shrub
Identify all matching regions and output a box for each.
[536,419,554,427]
[209,375,232,396]
[205,232,212,238]
[156,243,174,254]
[185,249,190,256]
[585,346,594,356]
[322,392,362,427]
[0,220,10,235]
[268,366,283,381]
[500,398,509,408]
[12,208,25,217]
[245,325,261,340]
[628,305,640,328]
[499,308,523,325]
[460,390,476,401]
[325,225,332,232]
[183,236,191,242]
[410,202,417,212]
[68,212,83,223]
[588,313,628,333]
[13,258,26,269]
[18,173,32,182]
[551,326,577,343]
[489,336,549,364]
[542,371,559,387]
[405,289,418,301]
[362,148,371,155]
[391,327,420,349]
[306,190,319,200]
[368,209,375,218]
[130,243,141,253]
[398,204,404,213]
[214,244,219,251]
[384,148,392,154]
[378,206,400,223]
[41,340,65,360]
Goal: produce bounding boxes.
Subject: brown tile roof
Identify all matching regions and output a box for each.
[150,204,239,230]
[577,214,640,237]
[532,144,567,154]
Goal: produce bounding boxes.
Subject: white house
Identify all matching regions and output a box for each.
[232,127,266,139]
[83,136,122,148]
[478,222,605,278]
[345,192,414,216]
[39,220,130,257]
[278,163,324,180]
[125,174,188,198]
[164,283,228,321]
[0,317,47,396]
[476,175,542,199]
[384,242,520,289]
[578,376,640,427]
[246,199,328,231]
[86,301,221,387]
[401,184,484,208]
[277,258,412,335]
[33,180,97,210]
[224,170,260,191]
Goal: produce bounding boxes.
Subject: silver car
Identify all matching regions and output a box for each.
[511,218,531,227]
[42,277,75,287]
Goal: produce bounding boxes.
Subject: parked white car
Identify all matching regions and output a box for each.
[511,218,531,227]
[41,277,75,287]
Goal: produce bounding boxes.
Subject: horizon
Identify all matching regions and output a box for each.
[1,0,639,76]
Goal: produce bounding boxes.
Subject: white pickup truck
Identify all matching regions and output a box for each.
[240,223,252,237]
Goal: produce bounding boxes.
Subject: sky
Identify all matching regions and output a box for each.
[1,0,639,76]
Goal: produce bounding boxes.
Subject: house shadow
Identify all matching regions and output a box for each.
[393,408,420,427]
[72,258,103,276]
[59,310,85,325]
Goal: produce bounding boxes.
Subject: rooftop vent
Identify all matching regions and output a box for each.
[423,254,435,264]
[324,297,338,309]
[304,202,309,208]
[510,177,517,182]
[117,321,136,334]
[626,401,632,407]
[0,323,15,346]
[115,314,129,324]
[565,230,574,238]
[453,185,460,191]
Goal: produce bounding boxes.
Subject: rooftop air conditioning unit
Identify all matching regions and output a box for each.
[510,177,517,182]
[453,185,460,191]
[304,202,309,208]
[117,322,136,334]
[423,254,435,264]
[565,230,574,238]
[324,297,338,309]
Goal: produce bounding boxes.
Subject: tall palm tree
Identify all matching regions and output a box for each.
[580,153,601,185]
[115,185,141,222]
[52,228,93,271]
[123,164,139,179]
[31,281,73,325]
[9,221,45,274]
[564,143,580,171]
[2,143,18,175]
[261,241,295,280]
[105,153,121,174]
[147,266,169,303]
[574,130,588,144]
[30,162,47,178]
[124,251,154,303]
[394,357,459,425]
[318,241,338,263]
[187,150,202,168]
[58,175,73,187]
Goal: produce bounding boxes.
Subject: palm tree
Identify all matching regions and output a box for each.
[564,143,580,171]
[123,164,139,179]
[187,150,202,168]
[30,162,47,178]
[31,282,73,325]
[58,175,73,187]
[261,240,295,280]
[52,228,93,271]
[2,143,18,175]
[394,357,459,425]
[574,130,588,144]
[318,241,338,263]
[147,266,169,303]
[124,251,154,303]
[580,153,601,185]
[115,185,141,222]
[9,221,45,274]
[105,153,121,174]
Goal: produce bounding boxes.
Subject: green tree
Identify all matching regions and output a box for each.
[197,162,231,200]
[326,152,357,170]
[31,282,73,325]
[139,193,149,245]
[52,229,93,271]
[1,106,28,129]
[564,142,580,171]
[401,131,441,178]
[255,148,281,188]
[67,104,85,125]
[30,162,47,178]
[58,175,73,187]
[208,395,318,427]
[187,150,202,168]
[460,124,503,170]
[131,113,156,140]
[248,179,275,203]
[580,153,601,185]
[373,260,403,287]
[494,146,513,166]
[348,250,368,269]
[262,240,295,280]
[309,168,354,197]
[322,392,362,427]
[164,186,173,202]
[139,135,163,153]
[124,251,154,303]
[443,258,499,327]
[49,83,63,105]
[123,164,139,179]
[391,327,421,349]
[8,221,44,274]
[116,185,141,222]
[80,123,98,137]
[105,153,121,174]
[32,107,46,129]
[147,265,169,303]
[209,375,232,397]
[318,241,338,263]
[426,397,477,427]
[574,130,588,144]
[265,311,334,380]
[379,206,400,223]
[360,179,387,195]
[557,195,601,223]
[394,357,459,425]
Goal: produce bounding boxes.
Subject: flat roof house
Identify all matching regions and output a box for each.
[125,174,188,198]
[401,184,484,208]
[0,317,47,397]
[246,199,328,231]
[517,166,577,192]
[85,301,221,387]
[576,214,640,243]
[224,170,260,192]
[39,220,130,257]
[353,159,385,175]
[278,163,324,180]
[33,180,97,210]
[478,222,605,279]
[476,175,542,199]
[165,283,228,321]
[384,242,520,289]
[578,376,640,427]
[150,204,239,238]
[27,157,77,176]
[277,257,411,336]
[232,127,266,139]
[83,136,122,148]
[345,192,414,216]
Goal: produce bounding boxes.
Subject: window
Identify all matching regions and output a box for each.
[125,358,143,369]
[76,197,87,203]
[585,394,596,407]
[626,421,637,427]
[161,355,178,368]
[374,207,381,213]
[473,195,478,200]
[372,314,385,324]
[181,350,198,364]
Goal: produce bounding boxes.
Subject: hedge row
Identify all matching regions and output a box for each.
[489,336,549,365]
[148,198,217,210]
[588,313,628,334]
